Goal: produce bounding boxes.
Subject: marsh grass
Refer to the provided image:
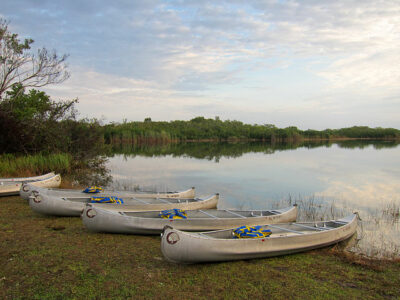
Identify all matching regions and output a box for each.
[381,201,400,220]
[273,194,400,260]
[272,194,351,222]
[1,195,400,299]
[0,153,71,177]
[110,180,147,192]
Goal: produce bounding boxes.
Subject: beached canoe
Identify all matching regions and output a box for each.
[161,214,358,264]
[20,184,195,200]
[81,205,298,235]
[0,172,55,183]
[0,174,61,197]
[29,193,218,217]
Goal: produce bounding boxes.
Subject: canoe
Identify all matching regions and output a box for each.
[0,172,55,183]
[20,184,195,200]
[0,174,61,197]
[29,193,218,217]
[161,214,358,264]
[81,205,298,235]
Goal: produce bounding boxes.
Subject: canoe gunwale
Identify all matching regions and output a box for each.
[0,172,55,183]
[1,173,61,197]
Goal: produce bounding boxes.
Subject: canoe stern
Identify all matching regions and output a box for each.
[19,174,62,200]
[29,192,84,217]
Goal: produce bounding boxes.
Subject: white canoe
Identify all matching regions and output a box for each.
[0,172,55,183]
[81,205,298,235]
[161,214,358,264]
[29,193,218,217]
[20,184,195,201]
[0,174,61,197]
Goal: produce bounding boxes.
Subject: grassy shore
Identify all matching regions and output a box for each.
[0,153,71,177]
[1,196,399,299]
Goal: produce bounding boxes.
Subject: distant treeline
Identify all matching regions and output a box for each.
[104,117,400,145]
[1,86,399,158]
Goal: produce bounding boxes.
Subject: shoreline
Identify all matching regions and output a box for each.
[1,191,398,262]
[1,194,399,299]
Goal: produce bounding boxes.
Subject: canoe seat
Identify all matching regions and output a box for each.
[267,224,305,235]
[198,210,219,218]
[251,211,266,217]
[292,223,330,231]
[225,210,246,218]
[158,198,173,204]
[331,221,347,225]
[131,197,149,204]
[322,225,336,229]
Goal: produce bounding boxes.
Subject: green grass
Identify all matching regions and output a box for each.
[0,153,71,177]
[1,195,400,299]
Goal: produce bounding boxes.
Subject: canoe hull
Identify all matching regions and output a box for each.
[0,172,55,183]
[29,193,218,217]
[0,182,24,196]
[29,193,85,216]
[1,174,61,196]
[20,185,195,200]
[161,214,358,264]
[81,205,297,235]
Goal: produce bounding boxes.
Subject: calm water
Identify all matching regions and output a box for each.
[106,141,400,258]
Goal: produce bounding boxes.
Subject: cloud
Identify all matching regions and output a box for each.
[2,0,400,127]
[43,66,237,121]
[4,0,399,89]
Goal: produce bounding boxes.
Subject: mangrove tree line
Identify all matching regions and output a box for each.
[104,117,400,145]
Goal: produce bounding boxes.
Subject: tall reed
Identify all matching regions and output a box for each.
[0,153,72,177]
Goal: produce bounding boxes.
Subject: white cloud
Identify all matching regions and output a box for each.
[2,0,400,127]
[43,66,235,121]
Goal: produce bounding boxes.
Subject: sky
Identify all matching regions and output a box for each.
[1,0,399,129]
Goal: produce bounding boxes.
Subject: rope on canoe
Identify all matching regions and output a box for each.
[233,225,272,238]
[90,196,124,204]
[83,186,103,193]
[159,209,187,219]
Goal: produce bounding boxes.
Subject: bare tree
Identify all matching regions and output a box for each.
[0,19,70,100]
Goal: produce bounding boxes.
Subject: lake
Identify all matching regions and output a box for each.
[106,140,400,259]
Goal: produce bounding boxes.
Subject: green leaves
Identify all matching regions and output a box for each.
[0,85,104,158]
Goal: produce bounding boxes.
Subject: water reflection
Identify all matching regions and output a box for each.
[106,141,400,259]
[110,140,399,161]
